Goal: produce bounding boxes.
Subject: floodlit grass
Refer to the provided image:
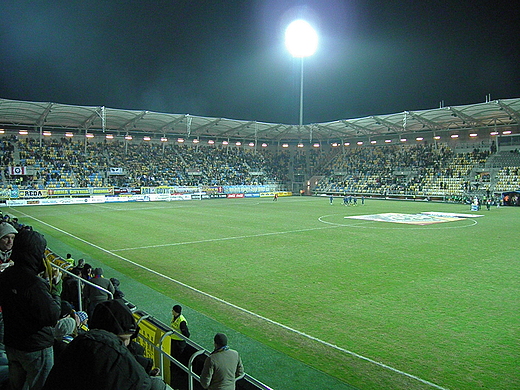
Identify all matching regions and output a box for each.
[10,197,519,390]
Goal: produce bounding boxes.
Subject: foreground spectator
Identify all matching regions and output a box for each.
[0,222,17,269]
[43,299,171,390]
[200,333,244,390]
[0,222,18,354]
[0,229,61,390]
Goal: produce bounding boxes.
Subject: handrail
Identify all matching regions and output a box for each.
[188,349,205,390]
[47,255,114,311]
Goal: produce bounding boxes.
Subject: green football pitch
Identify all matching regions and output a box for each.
[8,197,519,390]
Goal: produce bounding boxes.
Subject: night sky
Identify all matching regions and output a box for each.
[1,0,519,125]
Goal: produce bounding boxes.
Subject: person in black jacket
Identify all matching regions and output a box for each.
[0,229,61,390]
[43,299,170,390]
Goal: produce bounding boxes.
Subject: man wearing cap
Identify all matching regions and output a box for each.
[200,333,244,390]
[0,222,18,350]
[170,304,190,361]
[0,222,17,271]
[0,229,61,390]
[0,222,17,388]
[43,299,171,390]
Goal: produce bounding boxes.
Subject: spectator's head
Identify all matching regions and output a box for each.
[93,267,103,277]
[10,229,47,274]
[110,277,120,287]
[60,300,74,318]
[76,258,85,268]
[172,305,182,316]
[53,317,76,340]
[90,300,137,345]
[0,221,17,253]
[82,263,92,277]
[214,333,228,349]
[75,311,88,326]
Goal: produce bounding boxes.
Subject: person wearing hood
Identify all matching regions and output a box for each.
[0,229,61,390]
[43,299,171,390]
[0,222,17,271]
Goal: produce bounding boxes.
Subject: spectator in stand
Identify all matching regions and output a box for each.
[52,317,76,359]
[110,277,125,300]
[170,305,190,362]
[200,333,244,390]
[0,229,61,390]
[61,267,82,310]
[0,222,18,352]
[74,311,89,335]
[43,299,171,390]
[84,268,115,316]
[71,258,85,275]
[80,263,93,281]
[0,222,17,270]
[65,253,74,267]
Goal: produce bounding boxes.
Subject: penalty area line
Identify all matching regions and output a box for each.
[19,211,449,390]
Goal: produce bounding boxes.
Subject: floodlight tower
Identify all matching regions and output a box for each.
[285,20,318,130]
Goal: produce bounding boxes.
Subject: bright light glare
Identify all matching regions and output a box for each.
[285,20,318,58]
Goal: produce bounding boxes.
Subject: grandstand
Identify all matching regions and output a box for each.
[1,98,519,389]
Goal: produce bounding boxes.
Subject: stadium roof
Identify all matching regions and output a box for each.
[0,97,519,143]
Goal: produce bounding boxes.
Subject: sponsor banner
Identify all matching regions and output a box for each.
[114,187,141,195]
[244,193,260,198]
[108,167,124,175]
[133,313,172,383]
[46,187,114,196]
[20,189,48,198]
[421,212,484,218]
[345,212,480,225]
[9,166,26,175]
[151,194,171,202]
[227,193,245,199]
[142,186,199,195]
[260,192,293,198]
[186,168,202,176]
[224,185,275,194]
[6,199,34,206]
[201,186,223,194]
[0,188,16,199]
[148,194,191,201]
[210,193,228,199]
[7,197,104,206]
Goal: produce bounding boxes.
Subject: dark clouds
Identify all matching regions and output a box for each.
[1,0,518,125]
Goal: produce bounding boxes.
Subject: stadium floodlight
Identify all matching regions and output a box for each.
[285,19,318,132]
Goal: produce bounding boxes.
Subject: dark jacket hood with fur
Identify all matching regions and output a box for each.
[10,229,47,274]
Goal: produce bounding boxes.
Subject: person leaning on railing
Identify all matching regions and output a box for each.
[43,299,172,390]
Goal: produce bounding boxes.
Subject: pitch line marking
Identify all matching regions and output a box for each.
[111,225,339,252]
[16,210,449,390]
